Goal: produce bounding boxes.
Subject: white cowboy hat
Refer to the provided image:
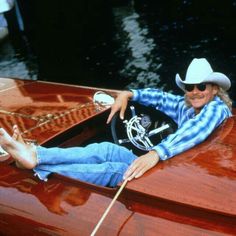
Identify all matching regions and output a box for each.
[176,58,231,91]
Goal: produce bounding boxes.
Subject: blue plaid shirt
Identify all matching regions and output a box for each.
[132,88,232,160]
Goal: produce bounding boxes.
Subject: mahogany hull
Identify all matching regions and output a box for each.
[0,78,235,235]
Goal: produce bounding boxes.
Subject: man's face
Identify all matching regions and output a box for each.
[185,83,218,113]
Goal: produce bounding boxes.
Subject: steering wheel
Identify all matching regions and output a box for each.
[111,102,176,153]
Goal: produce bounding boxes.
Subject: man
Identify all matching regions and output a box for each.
[0,58,232,187]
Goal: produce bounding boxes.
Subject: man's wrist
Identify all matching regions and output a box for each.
[124,90,133,100]
[148,150,160,160]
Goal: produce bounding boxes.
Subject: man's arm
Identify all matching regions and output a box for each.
[131,88,184,124]
[123,99,231,181]
[108,88,184,125]
[153,101,231,161]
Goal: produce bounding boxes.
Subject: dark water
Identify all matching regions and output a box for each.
[0,1,235,102]
[0,37,38,80]
[112,1,236,100]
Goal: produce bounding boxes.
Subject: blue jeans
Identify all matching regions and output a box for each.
[33,142,137,187]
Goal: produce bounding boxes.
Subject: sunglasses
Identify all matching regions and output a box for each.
[184,83,208,92]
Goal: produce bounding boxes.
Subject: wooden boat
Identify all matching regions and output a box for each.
[0,77,235,236]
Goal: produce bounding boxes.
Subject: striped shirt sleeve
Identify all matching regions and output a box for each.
[153,99,231,160]
[131,88,185,123]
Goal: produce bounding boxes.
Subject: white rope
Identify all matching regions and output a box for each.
[90,179,128,236]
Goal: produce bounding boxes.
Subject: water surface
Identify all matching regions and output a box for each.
[0,1,235,102]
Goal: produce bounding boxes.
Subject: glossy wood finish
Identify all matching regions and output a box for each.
[0,78,112,146]
[0,78,235,235]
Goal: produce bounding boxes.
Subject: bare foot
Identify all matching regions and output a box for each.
[12,125,27,168]
[12,125,38,146]
[12,125,25,144]
[0,128,37,169]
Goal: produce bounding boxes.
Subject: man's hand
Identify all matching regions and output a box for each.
[123,150,160,181]
[106,91,133,124]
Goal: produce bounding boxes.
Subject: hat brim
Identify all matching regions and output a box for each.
[176,72,231,91]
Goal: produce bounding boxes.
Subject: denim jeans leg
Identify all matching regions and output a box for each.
[33,142,137,186]
[36,142,136,165]
[35,161,129,187]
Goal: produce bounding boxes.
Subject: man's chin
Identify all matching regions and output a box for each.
[191,104,205,112]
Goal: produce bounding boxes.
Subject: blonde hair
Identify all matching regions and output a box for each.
[217,87,232,111]
[184,85,232,111]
